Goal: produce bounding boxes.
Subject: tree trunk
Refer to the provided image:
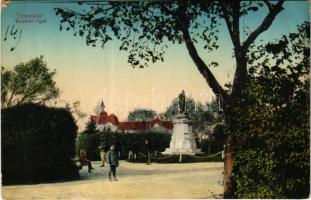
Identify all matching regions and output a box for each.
[223,127,234,198]
[223,54,247,198]
[232,51,248,98]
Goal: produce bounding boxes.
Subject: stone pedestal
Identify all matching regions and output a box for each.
[163,113,202,155]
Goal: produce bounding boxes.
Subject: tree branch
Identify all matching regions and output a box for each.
[220,2,234,42]
[178,11,226,97]
[231,2,241,49]
[263,0,273,11]
[61,8,86,17]
[87,4,115,16]
[17,92,34,105]
[220,1,241,49]
[242,0,285,50]
[6,89,16,107]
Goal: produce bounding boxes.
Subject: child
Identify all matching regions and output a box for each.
[98,146,107,167]
[107,145,119,181]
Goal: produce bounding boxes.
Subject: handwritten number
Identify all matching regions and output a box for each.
[4,24,22,51]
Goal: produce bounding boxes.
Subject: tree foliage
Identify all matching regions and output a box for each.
[213,124,227,145]
[54,1,285,98]
[64,100,87,120]
[163,95,223,134]
[128,108,157,122]
[84,116,98,134]
[232,22,310,198]
[1,56,59,108]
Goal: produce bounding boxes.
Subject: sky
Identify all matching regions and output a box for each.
[1,1,309,129]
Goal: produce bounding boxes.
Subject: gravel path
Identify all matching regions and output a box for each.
[2,161,224,199]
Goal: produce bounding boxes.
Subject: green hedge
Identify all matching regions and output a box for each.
[76,132,102,160]
[2,103,79,185]
[77,131,171,160]
[199,139,224,154]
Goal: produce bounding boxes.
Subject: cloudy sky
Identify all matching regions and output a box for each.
[1,1,309,128]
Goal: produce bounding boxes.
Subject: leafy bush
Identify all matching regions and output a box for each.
[198,124,226,154]
[213,124,226,149]
[76,131,171,160]
[200,139,209,153]
[232,22,310,198]
[2,103,79,185]
[76,132,101,160]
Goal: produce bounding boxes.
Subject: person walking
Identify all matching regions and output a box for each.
[112,136,121,157]
[98,146,107,167]
[107,144,119,181]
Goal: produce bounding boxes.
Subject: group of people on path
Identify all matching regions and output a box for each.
[79,144,119,181]
[78,138,152,181]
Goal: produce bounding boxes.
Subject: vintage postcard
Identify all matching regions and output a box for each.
[1,0,310,199]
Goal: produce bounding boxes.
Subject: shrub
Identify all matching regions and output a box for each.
[76,131,171,160]
[232,22,310,198]
[232,84,310,198]
[200,139,209,153]
[76,132,101,160]
[198,124,226,154]
[2,103,79,185]
[233,124,310,198]
[213,124,226,151]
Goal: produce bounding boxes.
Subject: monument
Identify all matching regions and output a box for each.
[163,90,202,155]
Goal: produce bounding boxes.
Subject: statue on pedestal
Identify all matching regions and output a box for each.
[178,90,186,114]
[177,90,190,119]
[163,90,202,155]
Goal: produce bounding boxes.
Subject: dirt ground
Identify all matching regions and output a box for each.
[2,161,224,199]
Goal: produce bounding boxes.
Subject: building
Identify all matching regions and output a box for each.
[91,102,173,133]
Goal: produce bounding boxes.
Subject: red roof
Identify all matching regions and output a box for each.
[91,111,118,125]
[91,112,172,131]
[117,118,172,131]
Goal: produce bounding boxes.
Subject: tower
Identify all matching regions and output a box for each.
[98,100,105,114]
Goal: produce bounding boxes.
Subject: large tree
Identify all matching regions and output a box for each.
[1,56,59,108]
[233,22,309,198]
[55,1,286,196]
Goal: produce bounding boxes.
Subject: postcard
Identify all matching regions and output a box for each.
[1,1,310,199]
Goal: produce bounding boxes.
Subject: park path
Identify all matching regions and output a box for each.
[2,161,224,199]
